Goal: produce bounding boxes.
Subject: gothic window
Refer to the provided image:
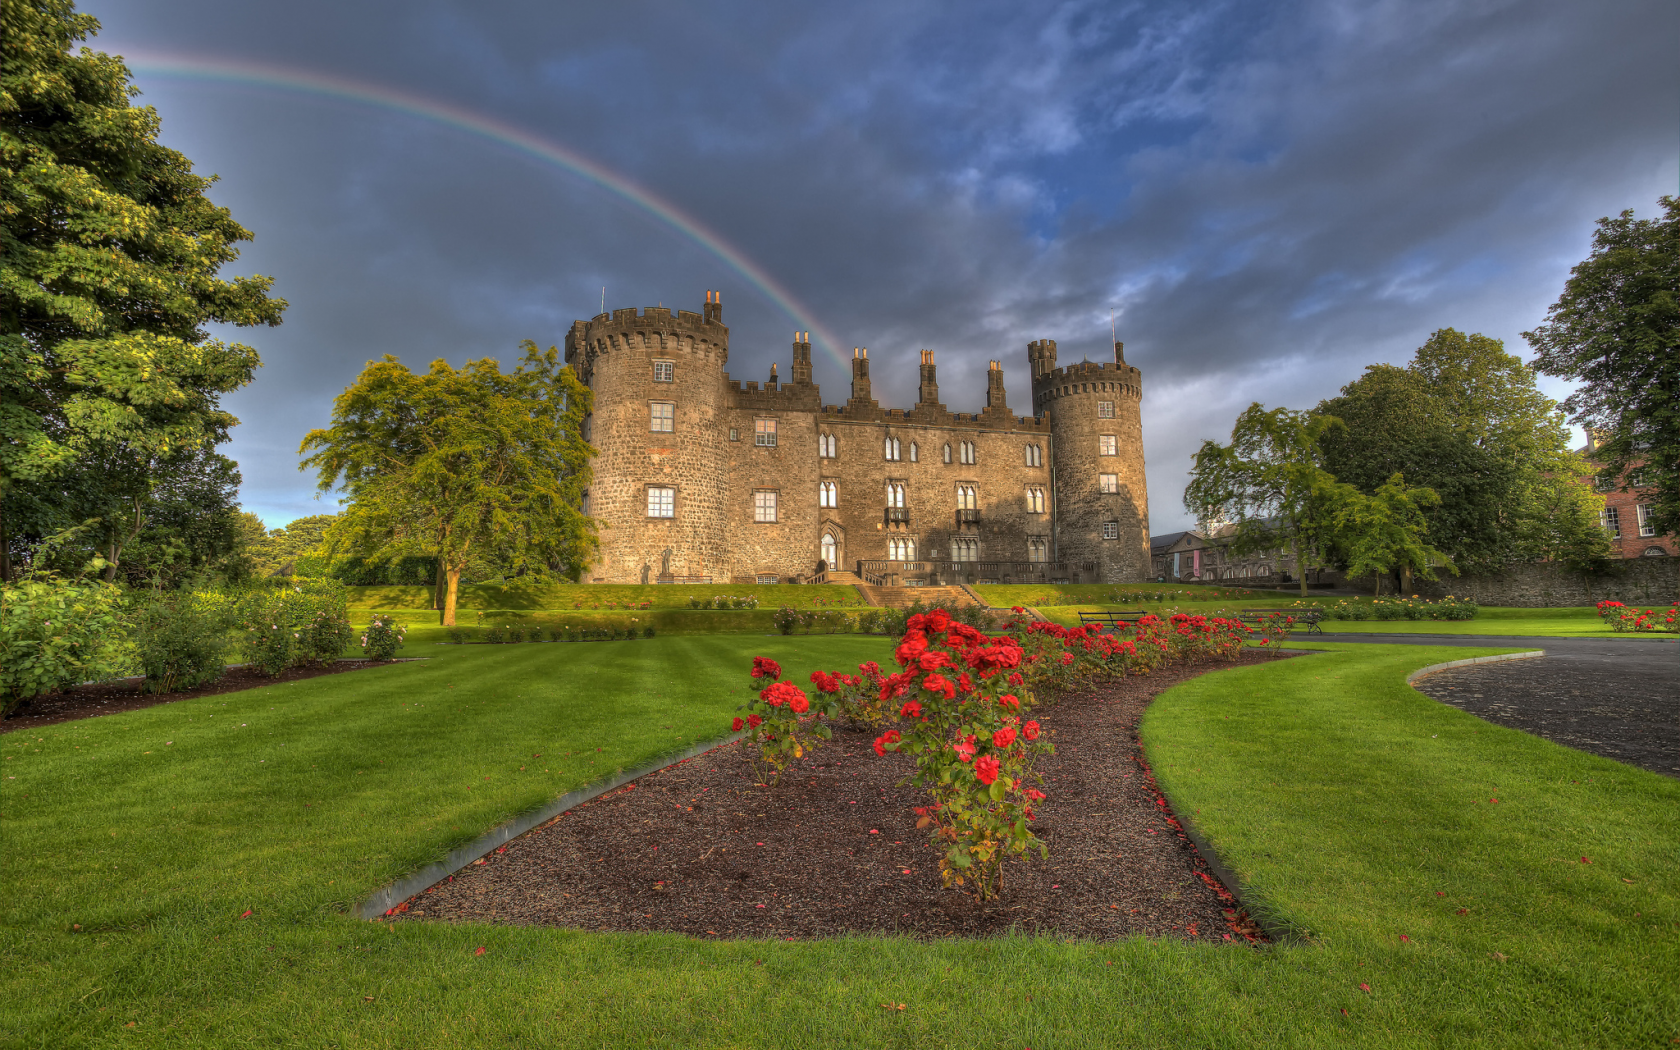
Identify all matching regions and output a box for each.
[1028,536,1048,562]
[955,485,978,510]
[753,490,778,523]
[820,481,838,508]
[652,360,675,383]
[888,537,917,560]
[1024,444,1042,467]
[819,432,837,457]
[1026,486,1045,514]
[650,401,675,432]
[886,482,907,508]
[950,537,979,562]
[909,442,919,462]
[958,440,976,465]
[1098,401,1115,419]
[1099,473,1120,494]
[1102,521,1119,539]
[884,436,901,461]
[755,418,778,447]
[1100,434,1118,456]
[647,486,674,518]
[943,443,953,464]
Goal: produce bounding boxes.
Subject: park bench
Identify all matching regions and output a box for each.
[1077,610,1148,630]
[1238,608,1323,635]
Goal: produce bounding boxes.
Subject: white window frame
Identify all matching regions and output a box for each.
[1638,504,1656,537]
[819,481,838,508]
[647,486,674,518]
[1100,434,1118,456]
[1099,473,1120,494]
[755,418,778,447]
[1601,506,1620,534]
[1098,401,1115,418]
[650,401,675,433]
[1102,521,1120,540]
[652,359,675,383]
[754,489,778,523]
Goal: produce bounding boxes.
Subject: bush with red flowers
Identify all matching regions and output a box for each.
[734,656,840,780]
[867,608,1053,900]
[1597,599,1680,633]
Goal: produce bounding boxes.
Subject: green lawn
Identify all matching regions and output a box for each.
[4,639,1676,1047]
[1029,601,1663,638]
[346,582,869,612]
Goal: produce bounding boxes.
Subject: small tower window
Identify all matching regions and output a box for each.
[819,433,837,457]
[943,443,952,464]
[886,482,906,509]
[1098,401,1115,419]
[1100,435,1118,456]
[820,481,838,508]
[959,440,976,465]
[885,437,901,461]
[908,442,919,462]
[955,485,978,510]
[1024,444,1042,467]
[652,360,675,382]
[755,418,778,447]
[647,486,675,518]
[650,401,675,433]
[1099,473,1120,494]
[1102,521,1120,540]
[754,490,779,523]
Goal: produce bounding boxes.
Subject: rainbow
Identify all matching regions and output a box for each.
[122,52,849,368]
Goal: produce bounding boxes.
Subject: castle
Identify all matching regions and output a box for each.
[563,291,1150,586]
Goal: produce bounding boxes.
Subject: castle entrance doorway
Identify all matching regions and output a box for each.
[821,532,839,572]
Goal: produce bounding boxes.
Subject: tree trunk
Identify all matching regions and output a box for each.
[1293,538,1308,597]
[443,561,462,627]
[1400,564,1413,595]
[433,559,446,617]
[1374,572,1382,598]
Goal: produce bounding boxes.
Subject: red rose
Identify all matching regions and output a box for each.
[916,650,952,671]
[998,693,1020,711]
[974,754,1000,785]
[751,656,782,680]
[900,700,922,719]
[747,714,763,728]
[810,670,840,693]
[1024,788,1045,802]
[992,727,1017,749]
[872,729,901,756]
[1022,720,1040,741]
[1008,672,1024,686]
[958,671,973,692]
[731,717,745,732]
[1060,651,1074,665]
[760,681,807,709]
[789,693,810,714]
[926,608,952,633]
[922,673,957,700]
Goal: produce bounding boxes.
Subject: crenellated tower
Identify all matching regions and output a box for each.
[564,291,731,583]
[1031,338,1150,583]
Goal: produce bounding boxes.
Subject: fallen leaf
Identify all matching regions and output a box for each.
[239,910,252,919]
[1457,908,1468,915]
[474,947,486,956]
[879,1003,906,1011]
[1580,856,1592,864]
[1359,983,1371,993]
[364,996,375,1002]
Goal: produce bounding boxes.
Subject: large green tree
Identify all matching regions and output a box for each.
[1525,196,1679,540]
[1318,329,1606,572]
[0,0,285,579]
[300,342,596,626]
[1334,473,1451,597]
[1184,404,1345,597]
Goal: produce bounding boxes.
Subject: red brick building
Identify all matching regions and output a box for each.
[1581,437,1674,558]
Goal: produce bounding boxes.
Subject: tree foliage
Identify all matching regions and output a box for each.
[0,0,284,579]
[1334,473,1451,596]
[1184,404,1345,596]
[300,342,597,626]
[1525,196,1679,539]
[1318,329,1607,573]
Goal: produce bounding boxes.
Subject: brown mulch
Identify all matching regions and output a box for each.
[0,660,411,734]
[396,650,1293,941]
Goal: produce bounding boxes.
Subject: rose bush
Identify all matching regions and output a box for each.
[361,614,407,661]
[733,656,841,780]
[1597,599,1680,633]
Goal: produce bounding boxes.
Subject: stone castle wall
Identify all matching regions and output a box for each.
[566,294,1152,584]
[1409,557,1678,608]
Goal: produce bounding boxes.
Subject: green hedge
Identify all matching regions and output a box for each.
[345,583,868,612]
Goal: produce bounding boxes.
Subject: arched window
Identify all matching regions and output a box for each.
[908,442,918,462]
[886,482,906,508]
[959,440,976,465]
[943,442,952,464]
[1026,486,1045,514]
[950,537,979,562]
[884,436,901,461]
[819,481,838,508]
[819,433,837,457]
[1027,537,1047,563]
[888,537,917,561]
[821,531,839,568]
[1024,444,1042,467]
[955,485,978,509]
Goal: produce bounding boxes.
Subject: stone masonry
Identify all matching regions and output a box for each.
[563,291,1151,585]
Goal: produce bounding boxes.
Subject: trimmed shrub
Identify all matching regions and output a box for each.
[131,590,233,694]
[0,578,129,716]
[361,615,406,661]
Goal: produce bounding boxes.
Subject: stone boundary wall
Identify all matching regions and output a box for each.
[1409,558,1678,607]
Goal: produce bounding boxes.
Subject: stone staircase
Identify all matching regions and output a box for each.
[857,584,983,610]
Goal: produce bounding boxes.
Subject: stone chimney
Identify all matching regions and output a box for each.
[703,289,722,324]
[791,332,813,385]
[916,349,941,409]
[985,360,1008,412]
[850,347,873,404]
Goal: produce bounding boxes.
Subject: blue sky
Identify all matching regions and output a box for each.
[86,0,1678,532]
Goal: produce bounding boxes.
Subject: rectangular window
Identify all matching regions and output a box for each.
[1638,504,1655,537]
[1026,486,1045,514]
[647,486,674,518]
[650,401,674,432]
[1629,469,1649,488]
[729,428,739,442]
[756,574,780,585]
[1100,434,1118,456]
[652,360,674,382]
[1098,401,1115,419]
[1099,473,1119,494]
[1102,521,1120,540]
[1601,506,1620,534]
[820,481,838,508]
[753,490,778,523]
[755,418,778,447]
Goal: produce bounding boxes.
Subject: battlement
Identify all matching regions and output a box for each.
[565,293,730,373]
[1031,359,1142,405]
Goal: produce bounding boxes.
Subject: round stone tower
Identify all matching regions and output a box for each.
[564,292,731,583]
[1030,338,1150,583]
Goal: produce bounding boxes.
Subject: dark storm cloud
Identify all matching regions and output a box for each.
[89,0,1678,529]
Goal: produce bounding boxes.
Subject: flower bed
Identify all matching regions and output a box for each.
[1304,596,1478,621]
[1595,599,1680,633]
